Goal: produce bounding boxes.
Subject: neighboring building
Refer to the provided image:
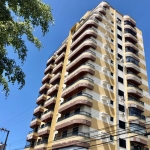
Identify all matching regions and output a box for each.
[24,1,150,150]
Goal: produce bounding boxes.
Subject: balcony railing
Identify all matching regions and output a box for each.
[128,95,144,105]
[43,108,54,115]
[129,111,146,120]
[61,91,92,105]
[58,111,91,122]
[128,82,143,91]
[38,123,51,130]
[126,49,138,56]
[65,77,94,89]
[127,70,141,79]
[36,140,48,145]
[54,131,90,141]
[24,144,34,148]
[74,14,99,34]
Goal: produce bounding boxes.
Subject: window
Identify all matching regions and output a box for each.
[73,127,79,135]
[119,139,126,148]
[117,26,122,31]
[119,104,125,112]
[110,100,113,105]
[110,85,113,90]
[118,90,124,96]
[118,53,122,59]
[111,29,114,33]
[110,72,113,76]
[129,107,142,117]
[110,135,114,141]
[75,108,80,114]
[130,123,146,135]
[111,39,114,42]
[65,113,70,118]
[118,44,122,50]
[111,49,113,53]
[110,117,114,122]
[111,21,114,24]
[119,120,125,129]
[126,56,139,66]
[111,60,113,64]
[111,13,114,16]
[117,18,121,22]
[117,34,122,40]
[118,76,123,84]
[62,130,67,138]
[118,64,123,71]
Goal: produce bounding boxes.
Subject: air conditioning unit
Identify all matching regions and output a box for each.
[117,57,120,60]
[120,112,125,117]
[101,112,108,118]
[101,131,107,135]
[102,80,109,86]
[102,95,108,101]
[105,24,110,29]
[120,59,124,63]
[120,96,125,101]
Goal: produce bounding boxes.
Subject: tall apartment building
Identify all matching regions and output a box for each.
[24,1,150,150]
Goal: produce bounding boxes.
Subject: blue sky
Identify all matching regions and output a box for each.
[1,0,150,149]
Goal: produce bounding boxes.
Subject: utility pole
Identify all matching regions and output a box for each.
[0,128,10,150]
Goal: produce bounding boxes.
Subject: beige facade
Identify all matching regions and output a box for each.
[24,1,150,150]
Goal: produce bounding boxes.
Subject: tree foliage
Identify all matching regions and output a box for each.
[0,0,53,97]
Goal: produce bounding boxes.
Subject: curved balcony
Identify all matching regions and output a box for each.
[100,2,110,9]
[36,94,47,105]
[126,70,142,85]
[42,73,52,84]
[39,83,50,94]
[124,25,136,34]
[126,62,140,73]
[52,133,90,150]
[30,117,41,128]
[128,115,146,124]
[59,92,93,113]
[33,106,44,116]
[127,82,143,98]
[56,111,91,130]
[52,62,63,74]
[65,62,95,84]
[125,42,139,52]
[124,15,136,26]
[129,133,148,145]
[55,52,65,64]
[50,73,61,85]
[71,29,97,50]
[92,12,103,21]
[56,43,66,56]
[41,109,54,122]
[95,7,106,15]
[124,33,138,43]
[44,97,56,109]
[62,77,94,98]
[26,131,38,141]
[47,55,57,66]
[128,95,144,111]
[38,124,50,137]
[47,84,59,96]
[125,52,139,61]
[73,18,99,40]
[34,140,48,150]
[44,64,54,75]
[69,39,97,61]
[67,52,96,72]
